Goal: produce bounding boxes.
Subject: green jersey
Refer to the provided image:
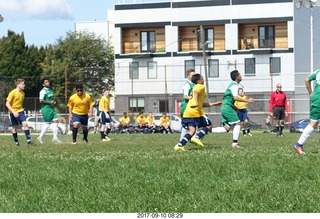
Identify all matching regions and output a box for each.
[308,69,320,120]
[39,87,54,111]
[221,81,240,125]
[222,81,239,107]
[180,80,195,117]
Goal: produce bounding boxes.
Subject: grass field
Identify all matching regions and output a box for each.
[1,130,320,213]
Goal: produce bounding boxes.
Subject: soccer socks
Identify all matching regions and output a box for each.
[72,127,78,142]
[233,125,241,143]
[242,128,246,135]
[212,127,227,133]
[279,125,284,134]
[195,127,209,139]
[39,123,51,139]
[100,131,105,139]
[24,129,31,142]
[180,127,188,141]
[12,133,18,144]
[105,128,111,136]
[179,133,192,146]
[297,124,314,145]
[83,130,88,141]
[52,123,59,139]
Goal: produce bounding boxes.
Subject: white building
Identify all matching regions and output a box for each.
[111,0,320,123]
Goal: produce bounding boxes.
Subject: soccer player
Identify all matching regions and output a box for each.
[6,78,33,146]
[293,69,320,154]
[174,74,223,151]
[235,87,252,137]
[93,98,100,133]
[146,112,156,132]
[269,83,288,137]
[160,112,173,134]
[37,78,62,144]
[99,88,112,141]
[67,83,94,144]
[213,70,254,148]
[137,112,147,129]
[119,112,130,128]
[180,69,195,140]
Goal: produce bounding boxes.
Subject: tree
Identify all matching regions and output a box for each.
[0,30,45,111]
[40,31,114,112]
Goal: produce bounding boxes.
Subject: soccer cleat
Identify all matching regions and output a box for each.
[174,145,185,151]
[190,137,204,147]
[279,134,284,137]
[27,141,35,146]
[247,133,252,137]
[293,143,305,155]
[83,139,88,143]
[231,143,241,148]
[52,138,62,143]
[101,138,111,142]
[243,134,247,137]
[104,136,111,141]
[15,142,20,146]
[71,141,77,145]
[37,136,43,144]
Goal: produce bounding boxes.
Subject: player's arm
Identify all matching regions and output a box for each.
[5,100,18,117]
[190,90,199,108]
[183,85,191,100]
[203,101,223,107]
[305,77,313,96]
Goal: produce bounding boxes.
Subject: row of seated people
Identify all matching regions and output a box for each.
[115,112,173,134]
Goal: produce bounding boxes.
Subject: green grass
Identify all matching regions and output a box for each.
[0,130,320,213]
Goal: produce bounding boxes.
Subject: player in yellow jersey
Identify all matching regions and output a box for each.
[6,78,33,146]
[160,112,173,134]
[67,83,94,144]
[234,88,252,137]
[137,112,147,129]
[119,112,130,128]
[174,74,223,151]
[99,88,112,141]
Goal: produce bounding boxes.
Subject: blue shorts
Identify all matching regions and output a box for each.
[181,115,212,130]
[99,112,113,124]
[237,109,249,122]
[72,114,88,126]
[9,112,27,126]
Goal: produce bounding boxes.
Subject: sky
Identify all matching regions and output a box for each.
[0,0,129,47]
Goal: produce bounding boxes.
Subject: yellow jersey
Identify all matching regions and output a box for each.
[99,95,110,112]
[235,95,247,110]
[120,116,130,124]
[183,84,206,118]
[137,116,146,124]
[160,116,170,126]
[6,89,25,113]
[146,116,154,123]
[67,92,94,115]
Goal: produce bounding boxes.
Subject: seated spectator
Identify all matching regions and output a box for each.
[160,112,173,134]
[136,112,148,128]
[119,112,131,128]
[146,112,156,128]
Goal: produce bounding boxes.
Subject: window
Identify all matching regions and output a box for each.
[208,59,219,77]
[129,97,144,113]
[258,26,274,48]
[270,57,281,74]
[129,62,139,79]
[244,58,256,76]
[147,62,157,79]
[185,60,195,77]
[141,31,155,52]
[198,28,214,50]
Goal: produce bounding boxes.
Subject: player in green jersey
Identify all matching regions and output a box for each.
[37,78,62,144]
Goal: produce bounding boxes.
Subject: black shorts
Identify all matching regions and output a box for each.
[273,106,285,120]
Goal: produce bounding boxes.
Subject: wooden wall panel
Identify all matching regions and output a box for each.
[122,27,165,54]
